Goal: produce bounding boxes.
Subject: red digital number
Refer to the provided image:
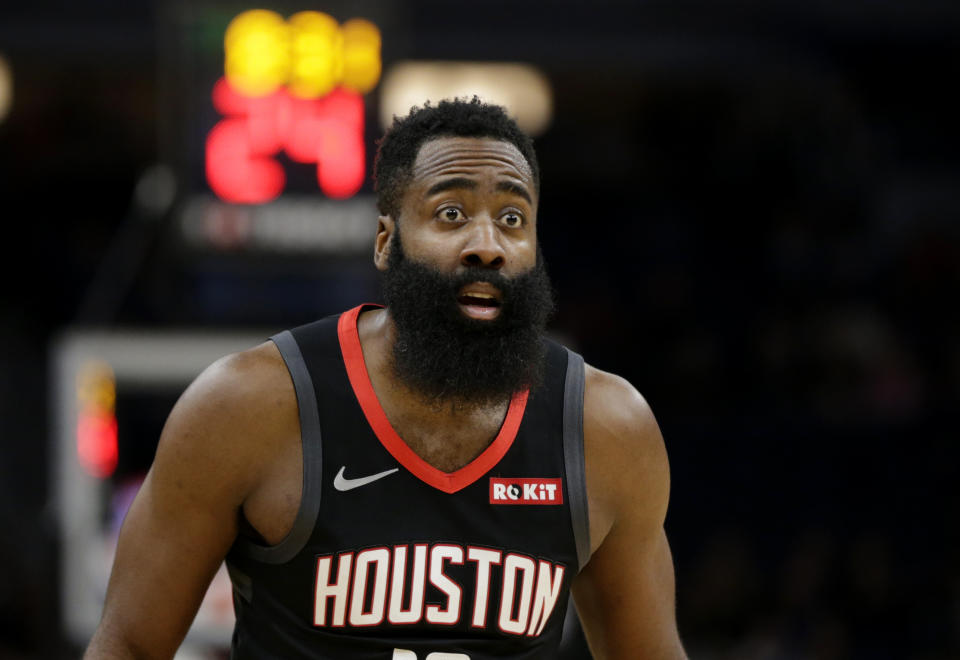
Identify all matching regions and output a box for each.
[206,77,365,204]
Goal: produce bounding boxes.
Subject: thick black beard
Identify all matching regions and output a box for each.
[380,232,555,407]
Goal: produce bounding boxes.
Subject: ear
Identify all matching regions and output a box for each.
[374,215,395,271]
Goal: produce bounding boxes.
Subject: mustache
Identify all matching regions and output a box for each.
[448,267,511,290]
[410,262,548,331]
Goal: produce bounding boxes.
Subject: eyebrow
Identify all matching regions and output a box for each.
[424,177,534,206]
[495,181,533,205]
[426,178,477,197]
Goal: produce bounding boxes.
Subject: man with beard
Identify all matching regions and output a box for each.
[85,99,687,659]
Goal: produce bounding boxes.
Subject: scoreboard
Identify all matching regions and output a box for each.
[206,10,381,204]
[159,3,389,257]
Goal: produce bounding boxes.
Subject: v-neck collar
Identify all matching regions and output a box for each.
[337,304,529,494]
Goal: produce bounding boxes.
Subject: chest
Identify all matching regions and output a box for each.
[387,409,507,473]
[240,397,509,545]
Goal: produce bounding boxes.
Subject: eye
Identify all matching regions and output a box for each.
[439,207,465,222]
[501,212,523,228]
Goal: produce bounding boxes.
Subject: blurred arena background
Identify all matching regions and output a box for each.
[1,0,958,658]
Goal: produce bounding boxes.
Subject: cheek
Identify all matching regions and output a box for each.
[398,228,459,267]
[511,237,538,269]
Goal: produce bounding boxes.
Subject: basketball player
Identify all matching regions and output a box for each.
[84,99,687,659]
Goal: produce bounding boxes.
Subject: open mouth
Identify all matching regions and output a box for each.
[457,285,503,320]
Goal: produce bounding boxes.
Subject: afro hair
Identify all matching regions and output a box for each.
[373,97,540,218]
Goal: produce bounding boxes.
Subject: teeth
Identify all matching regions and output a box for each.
[465,292,495,299]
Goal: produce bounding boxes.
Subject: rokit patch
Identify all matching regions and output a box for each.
[489,478,563,505]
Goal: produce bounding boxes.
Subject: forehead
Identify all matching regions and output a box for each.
[410,137,534,189]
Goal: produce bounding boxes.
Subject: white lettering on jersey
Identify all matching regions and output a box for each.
[466,547,502,628]
[426,544,463,625]
[388,543,428,624]
[527,560,566,636]
[498,554,536,635]
[312,544,566,636]
[349,547,390,626]
[313,552,353,627]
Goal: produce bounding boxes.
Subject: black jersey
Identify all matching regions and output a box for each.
[226,305,590,660]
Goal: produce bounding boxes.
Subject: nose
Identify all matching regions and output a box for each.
[459,216,506,269]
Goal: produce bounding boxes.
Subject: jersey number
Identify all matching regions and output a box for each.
[392,651,470,659]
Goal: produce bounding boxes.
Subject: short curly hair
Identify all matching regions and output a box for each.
[373,97,540,218]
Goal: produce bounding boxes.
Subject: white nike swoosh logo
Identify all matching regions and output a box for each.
[334,466,399,492]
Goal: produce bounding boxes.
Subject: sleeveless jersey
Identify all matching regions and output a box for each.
[225,305,590,660]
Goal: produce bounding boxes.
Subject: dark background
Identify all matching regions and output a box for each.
[1,0,959,658]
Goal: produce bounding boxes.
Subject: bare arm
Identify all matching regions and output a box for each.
[84,344,296,659]
[572,366,687,659]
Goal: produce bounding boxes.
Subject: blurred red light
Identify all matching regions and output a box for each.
[285,94,326,164]
[206,78,365,203]
[77,411,118,479]
[211,76,248,116]
[206,118,286,204]
[313,89,364,199]
[316,119,364,198]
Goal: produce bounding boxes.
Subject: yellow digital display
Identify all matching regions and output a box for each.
[224,9,291,97]
[224,9,381,99]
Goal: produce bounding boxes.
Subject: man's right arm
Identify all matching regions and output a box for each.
[84,344,295,659]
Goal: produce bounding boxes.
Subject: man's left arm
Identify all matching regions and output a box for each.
[571,366,687,659]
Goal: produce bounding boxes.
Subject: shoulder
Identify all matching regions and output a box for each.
[180,339,292,410]
[154,340,299,499]
[581,363,671,552]
[583,365,667,478]
[170,340,294,435]
[583,364,663,457]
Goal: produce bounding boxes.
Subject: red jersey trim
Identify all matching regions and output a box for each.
[337,304,529,494]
